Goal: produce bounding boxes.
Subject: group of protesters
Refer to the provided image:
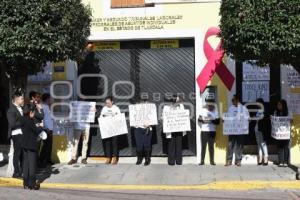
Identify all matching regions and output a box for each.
[199,94,292,167]
[6,89,293,190]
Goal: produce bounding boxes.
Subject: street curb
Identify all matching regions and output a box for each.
[0,178,300,190]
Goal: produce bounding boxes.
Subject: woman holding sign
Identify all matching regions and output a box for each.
[163,95,186,166]
[133,96,154,166]
[100,96,121,165]
[274,99,291,167]
[198,99,220,165]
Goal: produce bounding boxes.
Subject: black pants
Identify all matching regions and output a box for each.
[40,130,53,165]
[277,140,290,164]
[134,128,152,152]
[103,136,118,157]
[168,132,183,165]
[201,131,216,163]
[226,135,244,163]
[12,135,23,175]
[23,149,37,188]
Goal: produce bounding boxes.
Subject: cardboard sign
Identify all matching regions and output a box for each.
[129,103,158,127]
[98,113,128,139]
[223,114,249,135]
[70,101,96,123]
[271,116,291,140]
[163,109,191,133]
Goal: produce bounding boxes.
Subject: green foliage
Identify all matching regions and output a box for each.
[220,0,300,69]
[0,0,91,89]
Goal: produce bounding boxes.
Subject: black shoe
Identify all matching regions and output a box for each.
[144,158,151,166]
[23,185,30,190]
[136,151,143,165]
[68,159,77,165]
[48,161,55,165]
[81,158,88,165]
[263,162,268,166]
[136,157,143,165]
[176,162,182,165]
[199,161,205,165]
[12,173,22,179]
[168,162,175,166]
[29,184,40,190]
[210,161,216,166]
[144,150,151,166]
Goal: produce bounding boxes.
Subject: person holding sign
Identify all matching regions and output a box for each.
[100,96,121,165]
[133,96,154,166]
[68,122,90,165]
[163,95,187,166]
[274,99,291,167]
[224,94,250,167]
[198,99,220,166]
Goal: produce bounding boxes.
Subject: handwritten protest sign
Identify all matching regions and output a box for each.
[70,101,96,123]
[163,109,191,133]
[242,81,269,102]
[243,62,270,81]
[223,113,249,135]
[271,116,291,140]
[98,113,128,139]
[129,103,158,127]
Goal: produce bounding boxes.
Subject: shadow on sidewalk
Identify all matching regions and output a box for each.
[36,165,60,184]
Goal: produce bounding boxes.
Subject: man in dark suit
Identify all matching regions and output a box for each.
[7,91,24,178]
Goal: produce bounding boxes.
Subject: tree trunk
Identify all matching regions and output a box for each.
[10,66,28,94]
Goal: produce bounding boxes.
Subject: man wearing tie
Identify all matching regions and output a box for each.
[7,91,24,178]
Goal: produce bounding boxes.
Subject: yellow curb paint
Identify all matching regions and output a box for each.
[0,178,300,190]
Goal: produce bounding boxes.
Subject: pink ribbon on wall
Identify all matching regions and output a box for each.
[196,27,235,93]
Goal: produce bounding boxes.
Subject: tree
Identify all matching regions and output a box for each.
[0,0,92,91]
[219,0,300,71]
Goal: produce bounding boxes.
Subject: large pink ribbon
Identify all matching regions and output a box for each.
[197,27,235,93]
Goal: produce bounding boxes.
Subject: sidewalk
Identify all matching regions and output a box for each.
[0,160,299,190]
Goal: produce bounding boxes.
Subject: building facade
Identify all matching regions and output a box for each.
[29,0,300,164]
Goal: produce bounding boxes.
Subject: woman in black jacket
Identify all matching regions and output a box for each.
[21,104,44,190]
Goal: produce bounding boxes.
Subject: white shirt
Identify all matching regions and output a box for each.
[163,104,186,138]
[42,104,53,131]
[199,107,219,132]
[100,105,121,117]
[11,103,23,136]
[14,103,23,116]
[228,103,250,119]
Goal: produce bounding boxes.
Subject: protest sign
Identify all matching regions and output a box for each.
[271,116,291,140]
[129,103,158,127]
[243,62,270,81]
[98,113,128,139]
[163,109,191,133]
[70,101,96,123]
[242,81,269,102]
[223,113,249,135]
[288,93,300,115]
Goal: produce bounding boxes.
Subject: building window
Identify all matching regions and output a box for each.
[111,0,151,8]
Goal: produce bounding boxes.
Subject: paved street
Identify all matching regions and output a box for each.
[1,187,300,200]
